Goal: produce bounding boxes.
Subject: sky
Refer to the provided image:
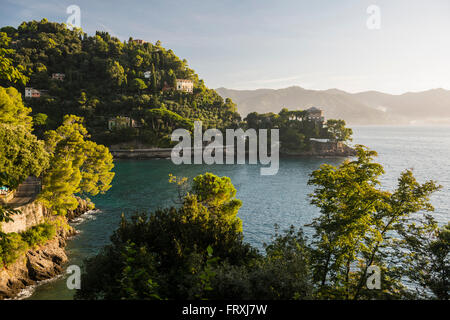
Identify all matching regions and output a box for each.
[1,0,450,94]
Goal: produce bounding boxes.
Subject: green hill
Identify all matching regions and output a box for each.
[0,19,241,147]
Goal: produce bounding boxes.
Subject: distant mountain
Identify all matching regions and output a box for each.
[216,86,450,125]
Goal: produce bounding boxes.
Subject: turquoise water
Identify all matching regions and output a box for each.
[27,126,450,299]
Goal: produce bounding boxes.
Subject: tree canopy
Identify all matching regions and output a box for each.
[244,108,353,152]
[0,86,32,130]
[0,124,49,190]
[39,115,114,215]
[75,161,446,300]
[307,145,442,299]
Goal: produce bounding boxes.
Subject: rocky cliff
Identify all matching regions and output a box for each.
[0,197,92,299]
[0,227,73,299]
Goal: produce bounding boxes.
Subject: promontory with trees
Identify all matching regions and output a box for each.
[0,20,447,300]
[0,19,353,155]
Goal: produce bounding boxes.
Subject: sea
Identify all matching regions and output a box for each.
[24,126,450,299]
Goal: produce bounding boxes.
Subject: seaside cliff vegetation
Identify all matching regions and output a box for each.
[0,30,115,269]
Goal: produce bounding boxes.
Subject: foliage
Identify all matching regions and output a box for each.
[0,32,28,85]
[188,173,243,231]
[0,205,20,224]
[245,108,352,152]
[0,221,58,267]
[325,119,353,142]
[397,220,449,299]
[20,221,56,247]
[39,115,114,215]
[0,86,32,130]
[307,145,441,299]
[75,173,257,300]
[76,160,445,300]
[0,124,49,189]
[33,112,48,126]
[208,226,313,300]
[1,20,241,147]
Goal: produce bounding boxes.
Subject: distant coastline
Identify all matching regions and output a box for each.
[110,141,356,160]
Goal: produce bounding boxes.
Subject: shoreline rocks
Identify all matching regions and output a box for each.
[0,227,74,299]
[0,197,91,300]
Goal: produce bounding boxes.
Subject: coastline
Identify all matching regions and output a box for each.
[110,141,356,160]
[0,198,92,300]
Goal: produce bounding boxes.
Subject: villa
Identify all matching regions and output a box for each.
[176,79,194,93]
[306,107,325,122]
[24,87,41,98]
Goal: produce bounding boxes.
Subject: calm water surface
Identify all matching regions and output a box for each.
[27,126,450,299]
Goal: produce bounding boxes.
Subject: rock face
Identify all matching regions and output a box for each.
[0,227,74,299]
[0,197,92,300]
[66,197,94,221]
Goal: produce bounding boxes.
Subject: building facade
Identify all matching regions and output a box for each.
[176,79,194,93]
[306,107,325,122]
[24,87,41,98]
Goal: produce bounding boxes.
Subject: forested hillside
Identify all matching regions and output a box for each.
[0,19,240,147]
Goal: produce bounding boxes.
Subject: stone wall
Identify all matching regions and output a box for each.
[0,201,47,234]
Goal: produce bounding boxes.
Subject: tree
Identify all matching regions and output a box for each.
[186,173,243,231]
[0,124,49,190]
[130,78,147,93]
[151,64,157,92]
[307,145,441,299]
[398,220,449,299]
[0,32,28,86]
[0,87,32,130]
[75,173,257,300]
[33,113,48,126]
[39,115,114,215]
[223,98,237,113]
[325,119,353,142]
[107,60,126,87]
[209,226,313,300]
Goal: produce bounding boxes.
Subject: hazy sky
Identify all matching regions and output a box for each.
[2,0,450,94]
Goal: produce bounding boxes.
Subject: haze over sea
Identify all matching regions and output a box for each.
[26,126,449,300]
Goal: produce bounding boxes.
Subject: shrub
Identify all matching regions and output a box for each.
[0,221,59,267]
[21,222,56,248]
